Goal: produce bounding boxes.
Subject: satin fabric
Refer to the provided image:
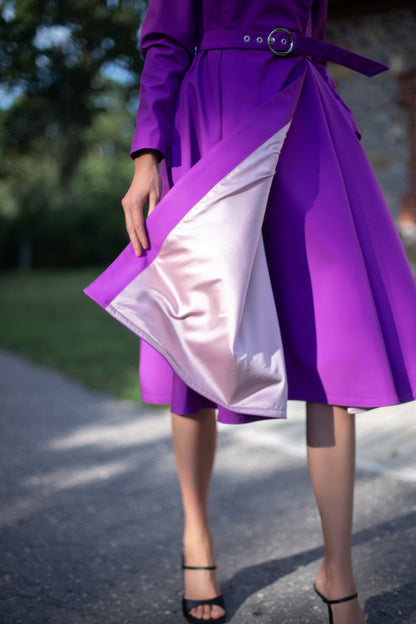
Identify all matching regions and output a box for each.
[86,77,304,420]
[107,131,289,418]
[85,0,416,423]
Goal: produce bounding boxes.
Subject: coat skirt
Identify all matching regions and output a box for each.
[85,0,416,424]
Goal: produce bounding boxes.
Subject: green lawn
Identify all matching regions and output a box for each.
[0,268,144,400]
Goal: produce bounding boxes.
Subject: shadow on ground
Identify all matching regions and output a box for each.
[1,351,415,623]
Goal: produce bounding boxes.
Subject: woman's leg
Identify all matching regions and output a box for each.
[306,402,366,624]
[172,408,225,621]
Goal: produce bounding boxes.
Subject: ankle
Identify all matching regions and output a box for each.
[316,560,357,600]
[183,527,215,565]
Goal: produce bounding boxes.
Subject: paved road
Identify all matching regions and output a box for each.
[0,349,415,623]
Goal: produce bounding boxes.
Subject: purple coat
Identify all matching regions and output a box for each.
[86,0,416,423]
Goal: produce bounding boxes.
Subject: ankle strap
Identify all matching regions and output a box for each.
[314,584,358,605]
[327,592,358,605]
[182,563,217,570]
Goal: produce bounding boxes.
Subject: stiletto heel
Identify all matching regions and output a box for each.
[182,555,226,623]
[314,583,358,624]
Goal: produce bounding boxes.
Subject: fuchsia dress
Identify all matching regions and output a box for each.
[85,0,416,424]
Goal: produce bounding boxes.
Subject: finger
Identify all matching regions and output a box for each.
[147,189,159,217]
[132,214,149,252]
[123,207,143,256]
[136,224,149,252]
[126,224,143,257]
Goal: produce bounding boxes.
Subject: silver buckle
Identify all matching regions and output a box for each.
[267,28,294,56]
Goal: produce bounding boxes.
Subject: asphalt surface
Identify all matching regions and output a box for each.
[0,348,415,624]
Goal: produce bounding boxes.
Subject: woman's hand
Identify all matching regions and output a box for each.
[121,150,162,256]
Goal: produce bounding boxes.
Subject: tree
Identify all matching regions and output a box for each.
[0,0,145,195]
[0,0,147,267]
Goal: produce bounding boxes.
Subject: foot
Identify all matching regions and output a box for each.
[183,532,226,621]
[315,567,366,624]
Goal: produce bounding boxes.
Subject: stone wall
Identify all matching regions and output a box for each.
[326,6,416,234]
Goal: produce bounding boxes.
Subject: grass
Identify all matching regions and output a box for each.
[0,268,144,400]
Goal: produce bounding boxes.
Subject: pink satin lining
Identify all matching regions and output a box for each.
[107,126,291,417]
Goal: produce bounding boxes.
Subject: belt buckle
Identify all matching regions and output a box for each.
[267,28,294,56]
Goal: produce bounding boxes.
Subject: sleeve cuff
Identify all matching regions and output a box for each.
[130,148,164,162]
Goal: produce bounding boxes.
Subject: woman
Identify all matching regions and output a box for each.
[85,0,416,622]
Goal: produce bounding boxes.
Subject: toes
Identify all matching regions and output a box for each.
[188,604,225,621]
[211,605,226,620]
[190,606,204,619]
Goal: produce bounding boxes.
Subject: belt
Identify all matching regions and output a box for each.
[198,29,388,77]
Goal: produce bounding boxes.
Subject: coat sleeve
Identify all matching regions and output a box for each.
[130,0,197,158]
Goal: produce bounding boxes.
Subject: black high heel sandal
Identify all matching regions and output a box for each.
[182,557,226,623]
[314,583,358,624]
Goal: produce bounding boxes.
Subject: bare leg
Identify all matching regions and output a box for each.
[172,408,225,621]
[306,402,366,624]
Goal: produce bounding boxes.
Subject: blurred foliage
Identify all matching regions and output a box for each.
[0,0,145,159]
[0,0,148,268]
